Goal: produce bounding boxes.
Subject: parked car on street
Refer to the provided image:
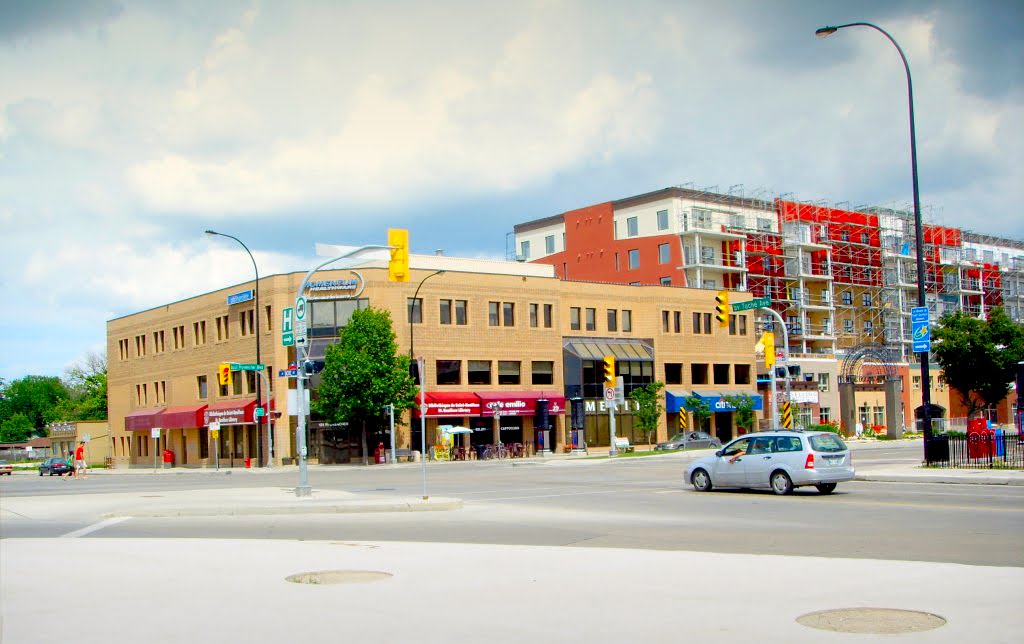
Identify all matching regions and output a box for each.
[655,431,722,451]
[0,460,13,475]
[38,457,73,476]
[685,430,855,495]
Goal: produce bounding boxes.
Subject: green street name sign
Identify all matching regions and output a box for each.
[731,297,771,312]
[231,363,266,372]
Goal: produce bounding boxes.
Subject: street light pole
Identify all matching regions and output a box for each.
[408,270,446,368]
[815,22,934,448]
[205,230,268,467]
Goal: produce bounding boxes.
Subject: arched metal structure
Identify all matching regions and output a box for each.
[838,345,904,439]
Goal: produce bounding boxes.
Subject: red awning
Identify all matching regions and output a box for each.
[125,408,165,432]
[203,399,257,425]
[476,392,567,417]
[159,405,208,429]
[414,392,481,418]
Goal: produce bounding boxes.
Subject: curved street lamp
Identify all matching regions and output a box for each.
[815,22,935,451]
[409,269,446,372]
[205,230,267,467]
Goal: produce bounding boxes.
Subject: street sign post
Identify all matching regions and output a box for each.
[731,297,771,312]
[231,363,266,372]
[294,297,308,347]
[911,306,931,353]
[281,307,294,347]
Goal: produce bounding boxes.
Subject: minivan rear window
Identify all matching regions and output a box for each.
[809,434,847,452]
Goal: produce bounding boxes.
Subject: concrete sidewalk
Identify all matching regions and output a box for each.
[3,538,1022,643]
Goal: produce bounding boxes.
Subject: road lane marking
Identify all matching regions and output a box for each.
[61,517,130,538]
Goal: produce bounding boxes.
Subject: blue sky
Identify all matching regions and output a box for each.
[1,0,1022,382]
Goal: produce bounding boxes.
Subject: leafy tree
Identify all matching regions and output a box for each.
[684,394,712,433]
[55,352,108,421]
[722,394,756,432]
[0,413,34,443]
[0,375,69,435]
[932,307,1024,418]
[312,307,417,464]
[629,381,664,447]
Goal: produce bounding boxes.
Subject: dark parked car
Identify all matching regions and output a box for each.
[0,460,12,475]
[655,431,723,451]
[39,457,73,476]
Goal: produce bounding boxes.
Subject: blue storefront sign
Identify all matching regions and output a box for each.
[665,391,763,413]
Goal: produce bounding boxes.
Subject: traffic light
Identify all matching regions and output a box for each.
[387,228,410,282]
[759,332,776,370]
[602,355,616,387]
[217,363,232,386]
[715,290,730,328]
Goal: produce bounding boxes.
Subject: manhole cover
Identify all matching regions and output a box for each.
[797,608,946,634]
[285,570,392,585]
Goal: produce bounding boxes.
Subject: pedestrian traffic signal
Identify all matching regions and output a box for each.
[603,355,616,387]
[715,290,730,328]
[217,363,232,386]
[388,228,410,282]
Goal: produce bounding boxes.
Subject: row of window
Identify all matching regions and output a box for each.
[663,363,752,386]
[118,307,273,360]
[662,310,749,336]
[569,307,633,332]
[132,367,272,408]
[435,360,554,386]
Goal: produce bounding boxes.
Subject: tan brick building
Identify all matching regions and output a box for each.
[107,254,761,468]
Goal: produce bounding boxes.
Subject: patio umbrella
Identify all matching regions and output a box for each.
[443,426,473,434]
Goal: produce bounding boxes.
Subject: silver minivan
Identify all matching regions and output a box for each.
[685,431,855,495]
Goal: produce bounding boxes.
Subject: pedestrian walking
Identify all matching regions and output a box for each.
[74,441,88,479]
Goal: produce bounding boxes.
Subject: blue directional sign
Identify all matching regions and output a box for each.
[226,289,254,305]
[911,306,931,353]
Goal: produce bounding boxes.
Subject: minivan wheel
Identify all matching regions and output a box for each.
[691,469,713,492]
[815,483,837,494]
[770,471,793,495]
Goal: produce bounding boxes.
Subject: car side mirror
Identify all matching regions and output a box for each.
[714,450,723,457]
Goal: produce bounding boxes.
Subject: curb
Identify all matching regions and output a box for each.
[856,473,1024,486]
[102,496,464,518]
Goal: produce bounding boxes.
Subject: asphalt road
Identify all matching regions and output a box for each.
[3,442,1021,567]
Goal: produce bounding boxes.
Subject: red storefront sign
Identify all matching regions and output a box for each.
[414,392,481,418]
[204,399,259,425]
[477,392,567,417]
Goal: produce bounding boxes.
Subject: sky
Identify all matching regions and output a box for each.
[1,0,1022,383]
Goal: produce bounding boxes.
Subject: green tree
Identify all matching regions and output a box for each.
[0,375,69,435]
[722,394,757,432]
[312,307,417,464]
[55,352,108,421]
[932,307,1024,418]
[685,394,713,433]
[629,381,664,447]
[0,412,35,443]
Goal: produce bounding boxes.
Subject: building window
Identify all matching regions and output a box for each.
[172,325,185,350]
[135,334,147,357]
[453,300,467,325]
[622,310,632,332]
[615,253,620,271]
[195,375,208,400]
[585,308,596,331]
[607,309,618,332]
[818,373,830,392]
[660,277,672,286]
[545,235,555,254]
[265,305,273,331]
[628,249,640,270]
[520,240,530,259]
[841,291,853,305]
[570,307,581,331]
[232,371,243,395]
[245,371,256,395]
[657,209,669,231]
[152,330,164,353]
[489,302,500,326]
[735,364,751,385]
[702,313,712,335]
[691,363,709,385]
[531,361,554,385]
[713,364,730,385]
[674,311,681,333]
[543,304,553,328]
[503,302,515,327]
[662,310,670,333]
[216,315,230,341]
[658,243,670,264]
[498,361,521,385]
[468,360,491,385]
[757,217,772,232]
[665,363,683,385]
[436,360,461,385]
[119,339,129,360]
[627,216,638,237]
[408,298,423,324]
[529,303,539,328]
[439,299,452,325]
[820,407,831,423]
[861,293,872,307]
[193,320,206,346]
[692,312,702,334]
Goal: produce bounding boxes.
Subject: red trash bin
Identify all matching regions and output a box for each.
[162,449,174,467]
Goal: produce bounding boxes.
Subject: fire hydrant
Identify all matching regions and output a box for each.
[374,442,386,464]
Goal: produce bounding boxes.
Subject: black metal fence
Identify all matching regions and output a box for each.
[926,432,1024,469]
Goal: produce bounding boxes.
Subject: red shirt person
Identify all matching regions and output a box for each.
[74,441,87,479]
